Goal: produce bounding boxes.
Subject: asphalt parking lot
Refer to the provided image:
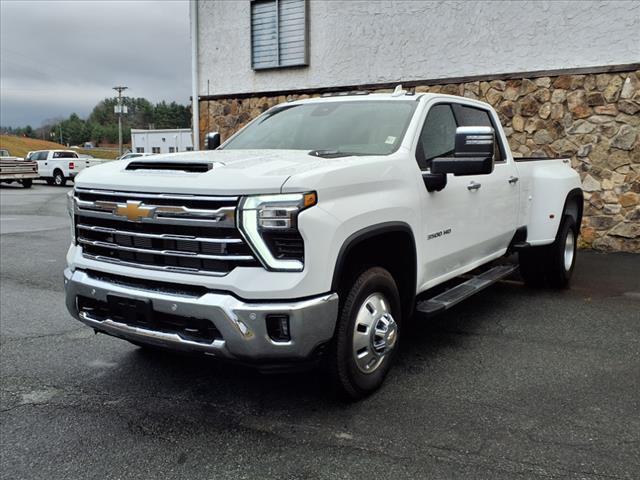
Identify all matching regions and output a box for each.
[1,183,639,479]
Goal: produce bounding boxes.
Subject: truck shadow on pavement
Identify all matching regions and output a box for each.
[94,280,530,410]
[87,251,639,420]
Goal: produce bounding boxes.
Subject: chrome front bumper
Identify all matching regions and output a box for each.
[64,268,339,362]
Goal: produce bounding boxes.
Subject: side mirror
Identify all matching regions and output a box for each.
[205,131,221,150]
[431,126,495,176]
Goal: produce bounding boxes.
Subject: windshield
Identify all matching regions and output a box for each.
[222,100,417,156]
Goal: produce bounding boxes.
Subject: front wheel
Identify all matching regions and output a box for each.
[329,267,401,400]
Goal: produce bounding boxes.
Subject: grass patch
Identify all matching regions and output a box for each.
[0,135,121,160]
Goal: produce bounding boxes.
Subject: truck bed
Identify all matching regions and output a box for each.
[0,158,39,180]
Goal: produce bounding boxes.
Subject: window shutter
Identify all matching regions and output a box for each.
[251,0,307,70]
[251,1,278,69]
[277,0,306,67]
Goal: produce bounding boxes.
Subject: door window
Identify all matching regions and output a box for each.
[416,104,457,170]
[452,104,504,162]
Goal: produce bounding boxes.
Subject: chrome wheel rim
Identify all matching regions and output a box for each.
[54,175,62,185]
[564,229,575,271]
[352,292,397,374]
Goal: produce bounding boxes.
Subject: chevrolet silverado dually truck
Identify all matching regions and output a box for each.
[64,89,582,399]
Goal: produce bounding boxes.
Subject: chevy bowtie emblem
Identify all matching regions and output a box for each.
[115,200,155,221]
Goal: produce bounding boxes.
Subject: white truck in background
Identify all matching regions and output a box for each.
[64,90,582,399]
[29,150,105,186]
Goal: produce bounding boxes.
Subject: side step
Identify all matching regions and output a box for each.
[416,264,518,316]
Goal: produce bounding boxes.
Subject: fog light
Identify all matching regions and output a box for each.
[266,314,290,342]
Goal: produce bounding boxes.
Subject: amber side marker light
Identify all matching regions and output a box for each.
[304,192,317,208]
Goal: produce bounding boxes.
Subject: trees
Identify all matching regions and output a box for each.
[143,100,189,129]
[60,113,85,145]
[0,125,36,138]
[17,97,192,146]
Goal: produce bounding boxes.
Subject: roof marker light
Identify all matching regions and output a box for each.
[392,84,407,97]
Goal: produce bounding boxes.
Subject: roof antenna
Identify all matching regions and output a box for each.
[392,84,406,97]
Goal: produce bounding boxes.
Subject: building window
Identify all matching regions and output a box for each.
[152,147,160,154]
[136,147,144,153]
[186,146,194,151]
[169,147,175,153]
[251,0,308,70]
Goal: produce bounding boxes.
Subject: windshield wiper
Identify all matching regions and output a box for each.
[308,149,366,158]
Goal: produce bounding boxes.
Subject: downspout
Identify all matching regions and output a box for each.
[190,0,200,150]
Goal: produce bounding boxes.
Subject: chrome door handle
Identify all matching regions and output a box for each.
[467,181,481,191]
[508,176,519,184]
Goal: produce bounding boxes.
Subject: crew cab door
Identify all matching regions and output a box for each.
[35,151,51,177]
[415,101,519,287]
[451,103,519,259]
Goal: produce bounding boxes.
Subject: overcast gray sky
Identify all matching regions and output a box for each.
[0,0,191,127]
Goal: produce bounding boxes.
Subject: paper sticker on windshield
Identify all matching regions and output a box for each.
[385,136,396,145]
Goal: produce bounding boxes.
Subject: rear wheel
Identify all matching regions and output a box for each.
[21,179,32,188]
[329,267,401,400]
[547,216,577,288]
[53,170,66,186]
[519,215,577,289]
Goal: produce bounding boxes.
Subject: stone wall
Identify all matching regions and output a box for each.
[199,69,640,252]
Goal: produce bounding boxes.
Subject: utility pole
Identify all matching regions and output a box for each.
[113,86,128,156]
[190,0,199,150]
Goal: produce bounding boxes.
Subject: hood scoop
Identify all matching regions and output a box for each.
[125,161,214,173]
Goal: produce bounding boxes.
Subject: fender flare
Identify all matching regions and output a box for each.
[330,221,417,294]
[560,187,584,232]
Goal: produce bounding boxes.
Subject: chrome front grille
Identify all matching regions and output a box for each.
[74,188,259,275]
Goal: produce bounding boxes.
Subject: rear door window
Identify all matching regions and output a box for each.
[53,151,78,159]
[452,104,505,162]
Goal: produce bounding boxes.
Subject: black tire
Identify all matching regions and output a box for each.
[329,267,402,400]
[53,170,66,186]
[547,216,578,288]
[519,215,577,289]
[21,179,32,188]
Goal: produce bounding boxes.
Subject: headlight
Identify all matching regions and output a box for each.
[238,192,317,271]
[66,190,76,243]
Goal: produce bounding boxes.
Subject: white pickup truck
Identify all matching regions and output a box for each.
[29,149,104,186]
[64,91,582,398]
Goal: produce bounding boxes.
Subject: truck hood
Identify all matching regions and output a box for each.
[73,150,338,195]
